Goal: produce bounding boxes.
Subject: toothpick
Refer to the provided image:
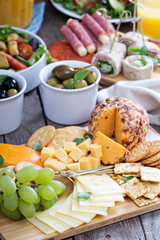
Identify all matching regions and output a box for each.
[133,0,137,34]
[139,16,145,45]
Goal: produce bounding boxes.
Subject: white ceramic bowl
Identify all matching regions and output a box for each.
[1,26,47,93]
[0,70,26,134]
[39,60,101,125]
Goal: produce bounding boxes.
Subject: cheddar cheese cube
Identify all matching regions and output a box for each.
[54,148,67,162]
[79,157,92,170]
[65,156,73,164]
[78,138,92,151]
[69,147,84,162]
[89,156,100,169]
[81,149,88,157]
[41,147,55,162]
[44,158,66,171]
[67,162,80,171]
[90,144,102,158]
[63,142,76,153]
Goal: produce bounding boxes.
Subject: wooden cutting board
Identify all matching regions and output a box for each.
[0,127,160,240]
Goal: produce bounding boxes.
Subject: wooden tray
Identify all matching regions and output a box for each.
[1,127,160,240]
[100,66,160,87]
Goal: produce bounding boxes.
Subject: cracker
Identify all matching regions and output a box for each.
[156,165,160,169]
[143,140,160,159]
[148,159,160,167]
[133,197,158,207]
[114,163,141,174]
[140,166,160,182]
[144,182,160,199]
[122,177,150,200]
[109,174,125,185]
[125,141,152,163]
[122,173,140,177]
[47,126,87,149]
[27,126,55,149]
[140,151,160,165]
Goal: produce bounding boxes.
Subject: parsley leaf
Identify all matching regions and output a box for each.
[77,192,92,200]
[0,155,4,167]
[31,141,41,150]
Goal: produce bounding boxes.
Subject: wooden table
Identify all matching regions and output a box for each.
[1,0,160,239]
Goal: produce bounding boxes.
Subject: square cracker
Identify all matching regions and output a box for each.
[109,174,125,185]
[122,177,150,200]
[140,166,160,182]
[114,163,141,174]
[133,197,158,207]
[144,182,160,200]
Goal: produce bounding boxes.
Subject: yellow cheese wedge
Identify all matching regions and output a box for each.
[94,131,128,164]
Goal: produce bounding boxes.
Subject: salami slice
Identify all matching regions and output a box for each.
[82,13,109,44]
[67,19,96,53]
[60,25,87,57]
[92,11,115,33]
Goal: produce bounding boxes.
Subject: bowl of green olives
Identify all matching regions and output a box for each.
[39,60,101,125]
[0,70,26,134]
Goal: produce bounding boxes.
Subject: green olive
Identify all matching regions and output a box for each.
[46,77,59,87]
[85,71,97,85]
[54,84,65,89]
[63,79,73,88]
[7,88,18,97]
[55,66,76,80]
[52,65,69,77]
[74,80,88,89]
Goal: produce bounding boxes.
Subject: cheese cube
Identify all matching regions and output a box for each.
[78,138,92,151]
[89,156,100,169]
[67,162,80,171]
[69,147,84,162]
[65,156,73,164]
[81,149,88,157]
[90,144,102,158]
[79,157,92,170]
[54,148,67,162]
[44,158,66,171]
[63,142,76,153]
[41,147,55,162]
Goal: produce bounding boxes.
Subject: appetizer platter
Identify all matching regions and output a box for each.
[1,96,160,240]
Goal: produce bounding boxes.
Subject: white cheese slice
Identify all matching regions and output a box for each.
[90,194,124,202]
[27,213,55,234]
[57,194,95,223]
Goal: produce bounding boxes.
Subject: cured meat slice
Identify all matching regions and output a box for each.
[67,19,96,54]
[145,42,160,61]
[122,55,154,80]
[60,25,87,57]
[92,11,115,33]
[82,13,109,44]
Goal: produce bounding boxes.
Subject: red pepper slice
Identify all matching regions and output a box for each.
[18,44,33,60]
[5,53,27,70]
[83,1,96,8]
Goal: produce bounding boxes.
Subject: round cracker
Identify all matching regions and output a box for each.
[27,125,55,149]
[125,141,152,163]
[143,140,160,159]
[148,159,160,167]
[140,151,160,165]
[47,126,87,149]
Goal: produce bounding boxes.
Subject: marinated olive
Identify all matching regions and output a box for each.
[7,89,18,97]
[46,77,59,87]
[0,90,8,99]
[3,77,19,91]
[85,71,97,85]
[54,84,65,89]
[54,65,76,80]
[63,79,73,88]
[0,82,2,89]
[74,80,88,89]
[52,65,69,77]
[29,39,39,51]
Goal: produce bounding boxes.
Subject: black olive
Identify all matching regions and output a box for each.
[2,77,19,92]
[0,82,3,89]
[0,89,8,99]
[29,39,39,51]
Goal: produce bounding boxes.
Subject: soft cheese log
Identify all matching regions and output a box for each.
[122,55,154,80]
[60,25,87,56]
[67,19,96,53]
[82,13,109,44]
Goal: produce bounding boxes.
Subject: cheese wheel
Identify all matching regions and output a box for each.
[88,97,149,150]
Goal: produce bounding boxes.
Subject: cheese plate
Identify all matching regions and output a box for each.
[0,128,160,240]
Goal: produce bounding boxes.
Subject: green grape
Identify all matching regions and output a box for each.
[35,201,41,211]
[0,193,3,205]
[3,192,18,211]
[16,166,38,183]
[1,203,22,220]
[0,175,16,195]
[34,194,40,204]
[19,186,38,203]
[0,168,14,178]
[49,180,66,196]
[18,198,35,218]
[41,195,58,209]
[34,168,55,184]
[38,184,56,200]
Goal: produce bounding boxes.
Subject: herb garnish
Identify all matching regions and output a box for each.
[0,155,4,167]
[65,70,88,89]
[77,192,92,200]
[31,141,41,150]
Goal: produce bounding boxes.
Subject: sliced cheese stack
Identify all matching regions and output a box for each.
[88,97,149,150]
[27,174,124,234]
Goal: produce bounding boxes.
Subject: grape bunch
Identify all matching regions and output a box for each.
[0,166,66,220]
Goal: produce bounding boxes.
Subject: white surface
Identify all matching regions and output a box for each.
[39,60,101,125]
[0,70,26,134]
[50,0,133,23]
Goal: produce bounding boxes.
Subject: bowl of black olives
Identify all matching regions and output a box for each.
[0,70,26,134]
[39,60,101,125]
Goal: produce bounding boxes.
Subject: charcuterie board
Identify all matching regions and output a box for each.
[0,127,160,240]
[100,66,160,87]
